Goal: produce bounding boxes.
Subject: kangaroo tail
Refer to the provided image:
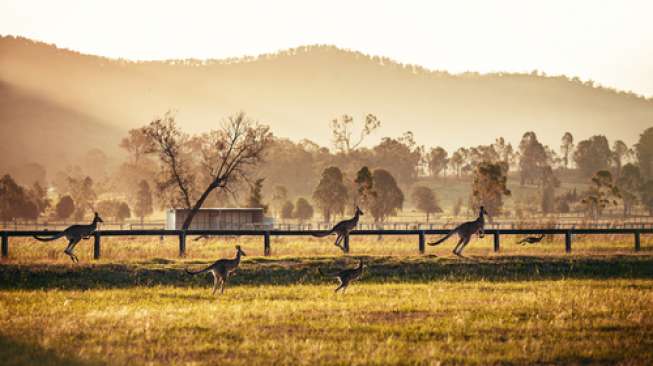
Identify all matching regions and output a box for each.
[312,229,334,238]
[185,266,211,275]
[427,229,457,246]
[33,232,65,242]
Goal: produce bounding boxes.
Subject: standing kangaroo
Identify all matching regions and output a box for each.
[313,207,363,252]
[33,212,103,263]
[319,258,365,293]
[186,245,246,295]
[428,206,488,256]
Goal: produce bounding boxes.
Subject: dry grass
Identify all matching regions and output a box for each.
[2,233,651,263]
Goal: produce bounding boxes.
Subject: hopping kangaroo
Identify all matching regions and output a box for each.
[518,234,545,245]
[319,258,365,293]
[33,212,103,263]
[428,206,488,256]
[313,207,363,252]
[186,245,246,295]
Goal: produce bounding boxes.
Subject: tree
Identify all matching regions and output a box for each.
[617,164,642,216]
[246,178,268,213]
[67,176,96,220]
[611,140,629,177]
[0,175,31,221]
[573,135,612,178]
[636,127,653,180]
[428,147,449,177]
[518,132,547,185]
[449,148,466,178]
[134,180,154,224]
[368,169,404,222]
[581,170,620,219]
[540,166,560,214]
[143,111,272,230]
[294,198,314,223]
[353,166,375,211]
[28,182,50,217]
[270,185,288,218]
[280,200,294,221]
[117,202,131,222]
[470,161,511,216]
[312,166,348,222]
[373,132,423,184]
[330,114,380,154]
[560,132,574,170]
[411,186,442,222]
[55,195,75,221]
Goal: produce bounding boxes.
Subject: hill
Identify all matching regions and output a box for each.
[0,81,123,173]
[1,35,652,164]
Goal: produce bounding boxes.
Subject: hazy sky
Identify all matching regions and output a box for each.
[2,0,652,96]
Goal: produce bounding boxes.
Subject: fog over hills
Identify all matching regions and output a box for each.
[1,35,652,173]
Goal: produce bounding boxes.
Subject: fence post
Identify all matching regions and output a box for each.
[565,231,572,253]
[634,231,641,252]
[179,231,186,257]
[493,232,500,252]
[418,231,425,254]
[93,231,101,260]
[1,232,8,258]
[343,235,350,253]
[264,231,271,256]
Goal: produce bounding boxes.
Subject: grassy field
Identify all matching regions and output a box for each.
[1,252,653,365]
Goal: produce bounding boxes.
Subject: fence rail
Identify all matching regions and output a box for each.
[1,228,650,260]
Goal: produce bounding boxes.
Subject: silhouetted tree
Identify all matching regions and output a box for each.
[427,147,449,177]
[330,114,380,154]
[452,197,464,216]
[540,166,560,214]
[143,111,271,230]
[373,132,422,184]
[560,132,574,170]
[67,176,96,220]
[581,170,620,219]
[312,166,348,222]
[134,180,154,224]
[270,185,288,219]
[353,166,375,211]
[411,186,442,222]
[470,161,511,216]
[280,201,294,221]
[636,127,653,180]
[117,202,131,222]
[518,132,547,185]
[611,140,629,177]
[574,135,612,178]
[616,164,642,216]
[246,178,268,213]
[369,169,404,222]
[55,195,75,221]
[294,197,314,223]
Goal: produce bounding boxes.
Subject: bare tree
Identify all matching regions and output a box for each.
[143,111,271,230]
[330,114,380,154]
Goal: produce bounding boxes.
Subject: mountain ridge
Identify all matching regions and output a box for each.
[1,35,652,162]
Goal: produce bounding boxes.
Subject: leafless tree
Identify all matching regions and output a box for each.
[330,114,380,154]
[143,111,272,230]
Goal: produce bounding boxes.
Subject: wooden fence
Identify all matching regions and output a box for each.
[0,228,649,260]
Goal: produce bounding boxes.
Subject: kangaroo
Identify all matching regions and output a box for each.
[428,206,488,256]
[33,212,103,263]
[313,206,363,252]
[319,258,365,293]
[185,245,246,295]
[518,234,545,245]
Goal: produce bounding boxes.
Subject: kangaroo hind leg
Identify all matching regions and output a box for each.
[64,237,81,263]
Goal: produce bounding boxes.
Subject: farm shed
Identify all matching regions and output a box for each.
[166,208,270,230]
